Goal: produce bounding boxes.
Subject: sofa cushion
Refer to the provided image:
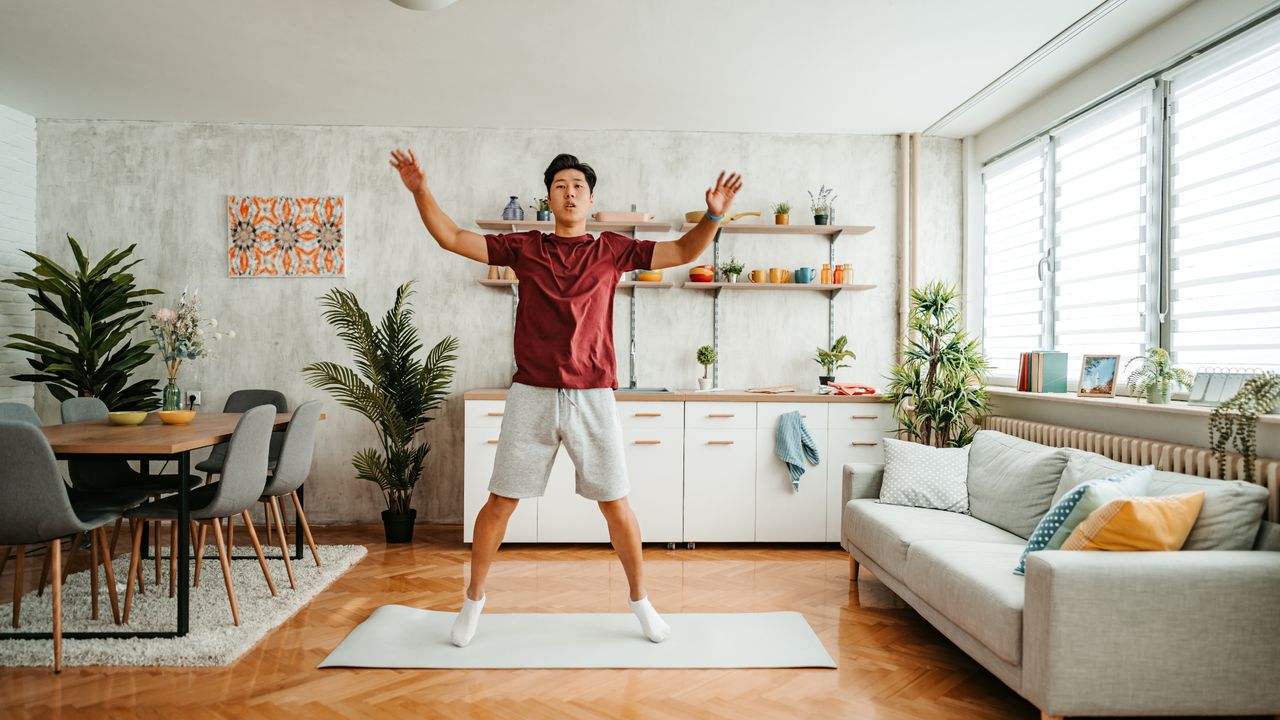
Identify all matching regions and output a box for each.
[843,499,1025,580]
[1062,491,1205,551]
[904,540,1026,665]
[878,438,970,514]
[1149,471,1268,550]
[1053,450,1137,502]
[966,430,1070,539]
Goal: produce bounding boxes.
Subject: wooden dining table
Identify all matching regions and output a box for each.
[29,411,311,639]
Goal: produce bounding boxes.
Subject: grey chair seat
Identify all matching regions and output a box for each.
[72,506,125,529]
[66,486,150,513]
[123,484,219,521]
[196,456,276,474]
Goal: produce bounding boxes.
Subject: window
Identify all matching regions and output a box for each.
[982,145,1047,376]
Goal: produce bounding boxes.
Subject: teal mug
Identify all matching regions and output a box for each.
[794,267,816,284]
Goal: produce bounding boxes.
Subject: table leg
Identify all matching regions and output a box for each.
[177,452,190,636]
[294,485,305,561]
[140,460,151,559]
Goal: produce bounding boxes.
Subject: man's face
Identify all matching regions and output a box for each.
[548,169,593,225]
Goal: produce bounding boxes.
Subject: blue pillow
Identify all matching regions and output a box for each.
[1014,465,1153,575]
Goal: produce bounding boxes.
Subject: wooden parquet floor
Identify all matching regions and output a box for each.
[2,525,1044,719]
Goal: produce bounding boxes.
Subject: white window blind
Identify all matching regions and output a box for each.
[982,144,1047,376]
[1167,21,1280,371]
[1051,87,1155,380]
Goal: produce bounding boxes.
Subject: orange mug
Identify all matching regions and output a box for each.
[769,267,791,283]
[749,269,766,283]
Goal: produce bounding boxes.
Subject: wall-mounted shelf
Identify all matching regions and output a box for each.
[681,282,875,293]
[679,223,874,237]
[477,220,672,233]
[478,279,673,289]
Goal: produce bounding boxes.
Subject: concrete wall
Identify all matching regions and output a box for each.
[33,120,961,523]
[0,104,36,405]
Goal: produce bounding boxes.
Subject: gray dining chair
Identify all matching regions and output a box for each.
[257,400,323,587]
[0,420,123,672]
[195,389,288,478]
[123,405,277,627]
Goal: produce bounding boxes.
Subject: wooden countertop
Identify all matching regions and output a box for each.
[463,388,888,403]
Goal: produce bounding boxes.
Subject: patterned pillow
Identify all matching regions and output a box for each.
[877,438,970,514]
[1014,465,1153,575]
[1062,491,1205,551]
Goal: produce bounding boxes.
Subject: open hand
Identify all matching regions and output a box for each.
[706,171,743,218]
[389,148,426,193]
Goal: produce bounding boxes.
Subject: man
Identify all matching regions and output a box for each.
[389,149,742,646]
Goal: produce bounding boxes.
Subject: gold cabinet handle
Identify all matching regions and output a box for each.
[485,439,500,444]
[707,440,735,445]
[850,415,878,420]
[850,441,878,447]
[633,412,663,417]
[633,439,662,445]
[707,413,736,418]
[487,411,504,416]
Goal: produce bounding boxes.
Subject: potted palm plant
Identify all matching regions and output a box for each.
[1209,372,1280,484]
[1124,347,1194,404]
[814,335,856,388]
[4,234,163,410]
[304,282,459,543]
[884,281,990,447]
[696,345,717,390]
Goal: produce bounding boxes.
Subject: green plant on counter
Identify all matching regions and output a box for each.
[1209,372,1280,485]
[1124,347,1194,403]
[718,257,745,276]
[884,281,990,448]
[530,196,550,212]
[303,281,459,515]
[772,201,791,215]
[3,234,163,411]
[814,335,856,376]
[696,345,717,378]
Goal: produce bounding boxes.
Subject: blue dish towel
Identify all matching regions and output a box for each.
[774,411,820,492]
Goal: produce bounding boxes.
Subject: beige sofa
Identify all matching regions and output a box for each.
[840,429,1280,719]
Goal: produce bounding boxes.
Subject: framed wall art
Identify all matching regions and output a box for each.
[228,195,345,277]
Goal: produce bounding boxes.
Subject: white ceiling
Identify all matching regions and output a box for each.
[0,0,1188,136]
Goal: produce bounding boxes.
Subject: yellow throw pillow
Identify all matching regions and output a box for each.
[1061,491,1205,551]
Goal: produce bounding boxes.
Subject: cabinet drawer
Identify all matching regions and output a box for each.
[464,400,508,428]
[828,403,895,432]
[755,402,829,432]
[685,402,756,430]
[827,428,890,465]
[684,428,755,542]
[617,401,684,429]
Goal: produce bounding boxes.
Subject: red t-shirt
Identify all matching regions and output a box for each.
[485,230,658,389]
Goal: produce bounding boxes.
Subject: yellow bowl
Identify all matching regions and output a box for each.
[157,410,196,425]
[636,270,663,282]
[107,411,148,426]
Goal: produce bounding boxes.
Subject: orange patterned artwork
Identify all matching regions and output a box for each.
[227,195,345,277]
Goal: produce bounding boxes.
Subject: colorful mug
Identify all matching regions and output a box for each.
[749,269,766,283]
[794,267,816,284]
[768,267,791,283]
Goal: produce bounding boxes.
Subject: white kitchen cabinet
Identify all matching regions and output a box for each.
[825,403,897,541]
[535,446,611,542]
[462,423,537,543]
[683,427,756,541]
[755,403,830,542]
[622,427,684,542]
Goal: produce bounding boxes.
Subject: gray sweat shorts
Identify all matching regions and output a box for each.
[488,382,630,502]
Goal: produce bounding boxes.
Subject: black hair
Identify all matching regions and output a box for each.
[543,154,597,193]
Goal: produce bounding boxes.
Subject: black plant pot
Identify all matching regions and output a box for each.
[536,210,552,221]
[382,508,417,544]
[813,214,830,225]
[819,374,835,389]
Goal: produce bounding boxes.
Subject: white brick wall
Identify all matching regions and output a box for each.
[0,104,36,407]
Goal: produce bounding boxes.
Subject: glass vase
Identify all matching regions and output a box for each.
[163,378,182,410]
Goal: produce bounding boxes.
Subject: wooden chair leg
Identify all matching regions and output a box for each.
[50,538,62,674]
[97,526,120,625]
[290,491,321,567]
[226,515,235,551]
[209,516,239,626]
[168,520,178,598]
[123,520,144,624]
[269,496,296,590]
[37,545,52,597]
[153,520,162,586]
[1040,714,1064,720]
[90,527,100,620]
[241,510,277,597]
[125,521,145,594]
[194,522,208,587]
[850,556,860,582]
[11,544,24,628]
[264,500,273,541]
[108,518,123,556]
[0,545,9,579]
[61,532,82,586]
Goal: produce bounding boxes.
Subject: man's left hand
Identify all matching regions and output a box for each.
[706,171,743,218]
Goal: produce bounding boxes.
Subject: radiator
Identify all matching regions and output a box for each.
[982,415,1279,522]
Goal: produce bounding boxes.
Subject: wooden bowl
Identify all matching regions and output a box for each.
[107,411,148,426]
[157,410,196,425]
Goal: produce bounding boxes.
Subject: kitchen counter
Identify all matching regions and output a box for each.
[463,388,889,403]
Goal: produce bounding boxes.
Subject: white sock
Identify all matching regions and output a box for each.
[451,593,485,647]
[627,595,670,643]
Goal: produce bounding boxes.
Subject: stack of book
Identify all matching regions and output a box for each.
[1017,350,1067,393]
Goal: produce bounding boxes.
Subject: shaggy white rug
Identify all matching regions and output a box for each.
[0,544,367,667]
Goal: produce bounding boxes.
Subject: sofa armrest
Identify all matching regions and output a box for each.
[842,463,884,506]
[1023,550,1280,717]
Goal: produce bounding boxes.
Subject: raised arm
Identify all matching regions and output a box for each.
[649,171,744,270]
[389,148,489,263]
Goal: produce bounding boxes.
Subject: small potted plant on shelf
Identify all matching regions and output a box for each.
[773,201,791,225]
[814,335,856,389]
[809,185,836,225]
[718,257,745,283]
[1124,347,1194,404]
[530,197,552,222]
[696,345,717,390]
[1209,372,1280,484]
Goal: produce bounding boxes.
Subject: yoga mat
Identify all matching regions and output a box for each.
[319,604,836,669]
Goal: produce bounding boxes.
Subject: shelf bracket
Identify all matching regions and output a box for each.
[829,235,837,349]
[711,228,723,388]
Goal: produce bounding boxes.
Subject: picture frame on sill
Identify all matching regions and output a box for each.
[1078,354,1120,398]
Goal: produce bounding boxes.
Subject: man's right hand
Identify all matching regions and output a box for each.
[389,148,426,193]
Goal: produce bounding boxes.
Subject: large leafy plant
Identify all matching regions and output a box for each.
[885,281,990,448]
[814,335,856,376]
[1209,372,1280,484]
[4,234,163,410]
[303,282,458,515]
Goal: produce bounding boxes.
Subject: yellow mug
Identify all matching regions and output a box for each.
[769,268,791,283]
[749,269,766,283]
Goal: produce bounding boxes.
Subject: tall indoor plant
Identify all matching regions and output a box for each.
[1209,372,1280,484]
[4,234,163,410]
[303,282,458,543]
[885,281,990,447]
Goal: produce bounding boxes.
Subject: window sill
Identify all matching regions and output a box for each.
[985,386,1280,425]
